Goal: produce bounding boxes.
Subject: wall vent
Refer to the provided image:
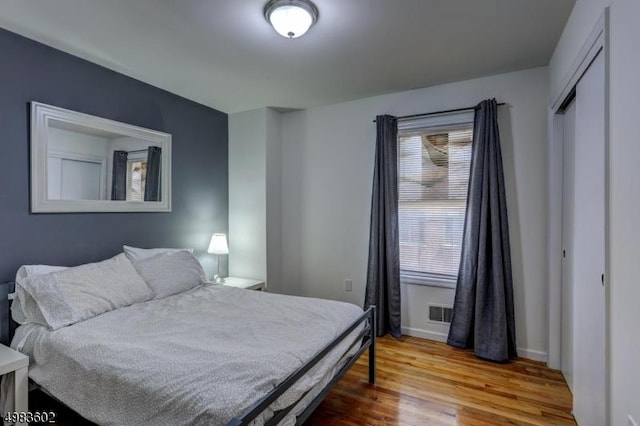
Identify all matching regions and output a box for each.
[428,305,453,324]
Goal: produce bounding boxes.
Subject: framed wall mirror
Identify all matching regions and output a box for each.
[30,102,171,213]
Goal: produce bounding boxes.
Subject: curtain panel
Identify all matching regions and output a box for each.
[111,150,128,201]
[447,99,517,362]
[144,146,162,202]
[364,115,401,338]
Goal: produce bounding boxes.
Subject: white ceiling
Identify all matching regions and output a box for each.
[0,0,574,114]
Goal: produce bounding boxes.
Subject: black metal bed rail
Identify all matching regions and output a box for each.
[266,326,370,425]
[227,305,376,426]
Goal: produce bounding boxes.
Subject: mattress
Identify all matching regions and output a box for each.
[9,285,363,426]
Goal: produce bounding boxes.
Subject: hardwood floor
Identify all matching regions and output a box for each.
[307,335,576,426]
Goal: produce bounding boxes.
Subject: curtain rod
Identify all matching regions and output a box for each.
[372,102,506,123]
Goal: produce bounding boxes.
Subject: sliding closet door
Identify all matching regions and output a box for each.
[561,98,576,392]
[571,51,606,426]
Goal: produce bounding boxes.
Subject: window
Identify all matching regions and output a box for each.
[126,153,148,202]
[398,112,474,287]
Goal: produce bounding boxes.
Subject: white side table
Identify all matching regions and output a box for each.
[222,277,266,291]
[0,344,28,426]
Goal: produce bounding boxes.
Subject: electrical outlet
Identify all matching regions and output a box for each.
[629,415,638,426]
[344,279,352,292]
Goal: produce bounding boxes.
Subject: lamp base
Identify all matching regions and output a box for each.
[213,274,225,284]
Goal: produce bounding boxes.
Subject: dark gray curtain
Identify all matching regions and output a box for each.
[111,150,128,200]
[144,146,162,202]
[447,99,517,362]
[364,115,401,338]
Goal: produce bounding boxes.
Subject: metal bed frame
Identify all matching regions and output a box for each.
[0,281,376,425]
[228,305,376,426]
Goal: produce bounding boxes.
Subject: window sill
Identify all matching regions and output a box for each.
[400,275,457,289]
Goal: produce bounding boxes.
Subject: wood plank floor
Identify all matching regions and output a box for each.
[307,335,576,426]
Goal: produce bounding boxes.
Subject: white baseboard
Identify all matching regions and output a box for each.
[401,326,448,343]
[516,348,548,363]
[401,326,548,363]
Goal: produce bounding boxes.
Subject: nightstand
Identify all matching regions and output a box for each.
[0,344,28,426]
[222,277,266,291]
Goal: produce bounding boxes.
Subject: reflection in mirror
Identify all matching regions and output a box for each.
[31,102,171,213]
[47,126,162,202]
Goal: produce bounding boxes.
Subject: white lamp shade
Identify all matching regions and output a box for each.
[269,5,313,38]
[208,233,229,255]
[264,0,318,39]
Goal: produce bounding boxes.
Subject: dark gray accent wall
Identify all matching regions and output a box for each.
[0,28,228,281]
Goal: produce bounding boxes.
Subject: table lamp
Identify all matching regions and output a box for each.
[207,233,229,283]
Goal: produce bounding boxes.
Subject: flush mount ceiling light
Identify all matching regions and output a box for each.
[264,0,319,39]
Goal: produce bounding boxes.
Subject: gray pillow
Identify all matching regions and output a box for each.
[17,254,154,330]
[133,251,208,299]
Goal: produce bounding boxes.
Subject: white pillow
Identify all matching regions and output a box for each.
[17,253,154,330]
[123,245,193,262]
[12,264,69,324]
[16,265,69,281]
[133,251,208,299]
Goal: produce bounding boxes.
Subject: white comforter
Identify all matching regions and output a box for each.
[12,285,363,426]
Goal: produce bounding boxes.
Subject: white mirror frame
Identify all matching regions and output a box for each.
[31,102,172,213]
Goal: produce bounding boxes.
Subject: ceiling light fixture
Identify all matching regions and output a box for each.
[264,0,319,39]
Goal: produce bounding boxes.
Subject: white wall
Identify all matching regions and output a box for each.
[280,67,550,360]
[48,127,110,156]
[109,136,156,152]
[265,109,283,293]
[47,127,110,200]
[609,3,640,423]
[549,0,605,98]
[228,107,283,291]
[550,1,640,424]
[229,109,268,282]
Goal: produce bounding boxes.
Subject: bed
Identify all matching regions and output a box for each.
[0,251,375,426]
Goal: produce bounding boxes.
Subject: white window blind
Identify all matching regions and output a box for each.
[398,112,474,286]
[126,159,147,202]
